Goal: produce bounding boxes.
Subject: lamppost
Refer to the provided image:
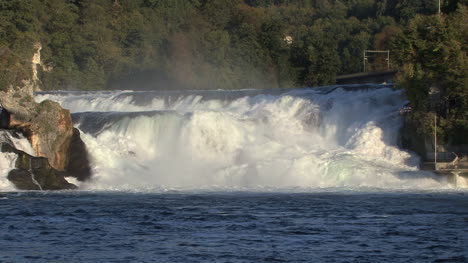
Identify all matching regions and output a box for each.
[434,115,437,170]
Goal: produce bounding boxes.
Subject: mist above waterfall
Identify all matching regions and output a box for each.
[35,85,461,191]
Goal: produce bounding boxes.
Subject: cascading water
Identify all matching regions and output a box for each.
[28,159,43,191]
[35,85,462,191]
[0,150,17,191]
[0,131,36,191]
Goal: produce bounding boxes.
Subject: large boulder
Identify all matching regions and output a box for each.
[0,86,91,182]
[1,142,77,190]
[30,100,74,171]
[3,97,73,170]
[66,128,92,181]
[400,118,430,160]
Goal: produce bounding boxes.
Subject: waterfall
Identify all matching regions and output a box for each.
[0,150,17,191]
[0,131,36,191]
[28,159,43,191]
[35,85,458,191]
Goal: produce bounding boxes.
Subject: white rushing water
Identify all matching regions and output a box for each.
[0,152,17,191]
[0,131,36,191]
[35,85,464,191]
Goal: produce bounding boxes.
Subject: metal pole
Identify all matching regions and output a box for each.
[387,51,390,70]
[434,115,437,170]
[363,51,366,72]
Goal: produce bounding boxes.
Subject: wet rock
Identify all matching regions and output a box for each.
[399,118,432,160]
[1,87,73,170]
[1,142,77,190]
[7,169,42,191]
[66,128,92,181]
[1,86,92,183]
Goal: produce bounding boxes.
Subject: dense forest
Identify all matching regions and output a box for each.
[0,0,467,142]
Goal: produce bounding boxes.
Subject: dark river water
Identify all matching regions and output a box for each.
[1,191,467,263]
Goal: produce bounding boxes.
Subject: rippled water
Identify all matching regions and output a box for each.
[1,191,467,262]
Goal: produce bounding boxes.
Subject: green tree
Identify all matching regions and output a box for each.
[391,9,467,143]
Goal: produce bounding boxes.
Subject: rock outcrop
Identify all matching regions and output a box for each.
[1,86,73,170]
[0,42,91,190]
[0,84,91,190]
[31,43,42,90]
[1,143,77,190]
[400,118,432,160]
[66,128,92,181]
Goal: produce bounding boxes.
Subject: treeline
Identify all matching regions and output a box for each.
[1,0,464,91]
[390,5,467,144]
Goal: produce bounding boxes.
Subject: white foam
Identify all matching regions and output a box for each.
[0,131,36,191]
[453,174,468,188]
[39,87,465,191]
[0,131,35,156]
[0,152,17,191]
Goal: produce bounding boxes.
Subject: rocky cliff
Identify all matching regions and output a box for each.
[0,84,91,189]
[1,86,69,165]
[0,43,91,190]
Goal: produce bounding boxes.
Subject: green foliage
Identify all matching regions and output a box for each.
[0,45,32,91]
[391,7,467,144]
[0,0,466,93]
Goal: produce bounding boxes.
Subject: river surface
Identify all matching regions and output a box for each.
[2,85,468,262]
[1,191,467,262]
